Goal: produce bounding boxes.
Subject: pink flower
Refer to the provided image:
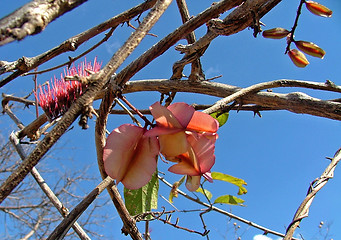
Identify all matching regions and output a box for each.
[146,102,218,158]
[168,131,216,191]
[146,102,219,191]
[37,57,101,120]
[103,124,160,190]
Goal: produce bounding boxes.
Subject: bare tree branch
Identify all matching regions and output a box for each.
[122,79,341,121]
[9,132,91,240]
[0,0,88,46]
[284,148,341,240]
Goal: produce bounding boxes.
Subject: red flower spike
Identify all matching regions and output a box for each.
[262,28,290,39]
[288,49,310,68]
[36,58,101,120]
[103,124,160,190]
[294,40,326,59]
[305,1,332,18]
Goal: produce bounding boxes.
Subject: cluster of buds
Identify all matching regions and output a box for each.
[103,102,219,192]
[37,58,101,120]
[262,1,332,67]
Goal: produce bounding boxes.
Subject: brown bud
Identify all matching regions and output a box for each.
[262,28,290,39]
[294,40,325,59]
[305,1,332,17]
[288,49,309,68]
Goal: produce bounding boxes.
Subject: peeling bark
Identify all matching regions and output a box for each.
[0,0,87,45]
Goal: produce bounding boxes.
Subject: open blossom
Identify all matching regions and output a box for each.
[146,102,219,191]
[146,102,219,158]
[103,124,159,190]
[168,131,216,191]
[37,57,101,120]
[103,102,219,191]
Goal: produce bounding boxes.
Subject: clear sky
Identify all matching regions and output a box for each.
[1,0,340,239]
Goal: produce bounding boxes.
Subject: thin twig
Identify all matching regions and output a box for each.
[46,176,114,240]
[9,132,92,240]
[283,148,341,240]
[158,175,299,240]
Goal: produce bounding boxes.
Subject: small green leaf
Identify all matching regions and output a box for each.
[214,195,245,206]
[196,188,213,200]
[124,171,159,218]
[210,111,229,127]
[211,172,247,195]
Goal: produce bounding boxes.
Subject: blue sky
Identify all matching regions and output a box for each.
[1,0,340,239]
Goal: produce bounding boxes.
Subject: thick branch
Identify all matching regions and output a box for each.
[0,0,88,46]
[175,0,282,54]
[122,79,341,121]
[0,0,158,87]
[114,0,244,87]
[47,176,114,240]
[0,0,166,205]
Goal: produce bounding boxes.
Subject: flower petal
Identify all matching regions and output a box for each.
[121,135,159,189]
[186,111,219,133]
[149,102,182,129]
[185,175,201,191]
[186,132,216,173]
[144,126,181,137]
[168,132,216,176]
[103,124,144,183]
[167,102,195,128]
[159,131,188,157]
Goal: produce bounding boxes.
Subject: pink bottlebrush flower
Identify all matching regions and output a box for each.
[36,57,101,120]
[103,124,160,190]
[145,102,219,191]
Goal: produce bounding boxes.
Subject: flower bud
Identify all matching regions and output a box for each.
[262,28,290,39]
[294,40,325,59]
[305,1,332,17]
[288,49,309,68]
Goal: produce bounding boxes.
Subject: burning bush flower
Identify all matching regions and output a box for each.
[37,58,101,120]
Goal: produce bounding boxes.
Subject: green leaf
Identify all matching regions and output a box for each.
[214,195,245,206]
[211,172,247,195]
[196,188,213,200]
[210,111,229,127]
[169,176,186,203]
[124,171,159,218]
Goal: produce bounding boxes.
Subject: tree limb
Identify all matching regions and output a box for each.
[122,79,341,121]
[0,0,88,46]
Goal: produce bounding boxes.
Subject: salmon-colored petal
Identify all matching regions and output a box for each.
[168,156,198,176]
[186,132,216,173]
[144,126,181,137]
[149,102,182,128]
[185,175,201,191]
[159,131,188,157]
[122,135,159,189]
[186,111,219,133]
[167,102,195,128]
[103,124,144,182]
